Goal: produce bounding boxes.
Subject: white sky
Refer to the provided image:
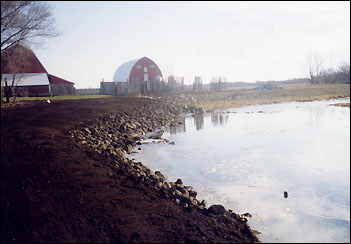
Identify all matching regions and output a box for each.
[34,1,350,88]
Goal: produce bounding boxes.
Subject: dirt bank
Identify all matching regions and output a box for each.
[329,102,350,108]
[1,96,259,243]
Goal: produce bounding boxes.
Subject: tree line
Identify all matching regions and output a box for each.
[308,53,350,85]
[316,63,350,84]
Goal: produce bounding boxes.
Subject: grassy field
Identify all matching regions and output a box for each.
[2,83,350,110]
[187,83,350,111]
[5,94,113,102]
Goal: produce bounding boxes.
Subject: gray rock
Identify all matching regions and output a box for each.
[208,204,226,215]
[147,130,164,139]
[176,185,186,194]
[127,122,136,129]
[126,144,133,153]
[156,182,163,189]
[196,206,208,215]
[184,186,193,191]
[159,191,169,199]
[218,215,229,224]
[162,182,170,189]
[189,190,197,198]
[190,198,198,206]
[174,190,183,196]
[175,178,183,185]
[100,144,107,150]
[199,200,207,208]
[149,174,157,183]
[155,171,166,181]
[83,128,91,134]
[130,132,139,138]
[178,195,192,205]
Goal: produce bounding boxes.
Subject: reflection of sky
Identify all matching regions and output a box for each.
[130,99,350,243]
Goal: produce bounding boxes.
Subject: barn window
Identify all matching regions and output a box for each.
[137,65,141,69]
[150,65,155,68]
[144,74,148,81]
[144,67,148,72]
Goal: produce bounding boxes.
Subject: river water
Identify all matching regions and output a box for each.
[128,98,350,243]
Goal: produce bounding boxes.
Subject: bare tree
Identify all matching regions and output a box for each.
[311,62,350,84]
[1,45,31,103]
[1,1,60,53]
[1,1,59,103]
[319,68,337,84]
[337,63,350,83]
[308,53,323,85]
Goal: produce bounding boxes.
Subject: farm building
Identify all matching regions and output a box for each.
[101,57,165,95]
[210,76,227,92]
[168,75,184,91]
[1,45,75,97]
[193,76,203,91]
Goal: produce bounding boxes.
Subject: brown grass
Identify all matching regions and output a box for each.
[329,103,350,108]
[188,83,350,111]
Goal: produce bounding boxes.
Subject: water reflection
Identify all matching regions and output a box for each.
[211,112,229,126]
[194,113,204,130]
[309,109,322,128]
[131,99,350,243]
[169,112,230,133]
[169,123,186,134]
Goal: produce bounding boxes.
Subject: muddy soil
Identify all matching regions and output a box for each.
[1,96,259,243]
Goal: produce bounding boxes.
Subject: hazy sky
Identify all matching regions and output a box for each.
[34,1,350,88]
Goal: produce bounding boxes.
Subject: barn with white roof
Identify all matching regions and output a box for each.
[1,44,75,97]
[101,57,164,95]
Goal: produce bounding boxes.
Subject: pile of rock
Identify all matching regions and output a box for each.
[182,105,204,114]
[67,97,254,237]
[68,98,183,156]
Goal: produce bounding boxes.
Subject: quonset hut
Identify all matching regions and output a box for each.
[101,57,164,95]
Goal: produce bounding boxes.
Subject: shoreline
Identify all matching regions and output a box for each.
[142,96,350,243]
[184,95,350,113]
[68,97,261,241]
[1,96,260,243]
[2,84,349,242]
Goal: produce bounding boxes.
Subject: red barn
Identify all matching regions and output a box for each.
[1,45,75,97]
[111,57,164,94]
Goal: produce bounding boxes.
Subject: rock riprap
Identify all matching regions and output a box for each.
[67,97,258,241]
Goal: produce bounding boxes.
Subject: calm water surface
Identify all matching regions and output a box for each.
[129,99,350,243]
